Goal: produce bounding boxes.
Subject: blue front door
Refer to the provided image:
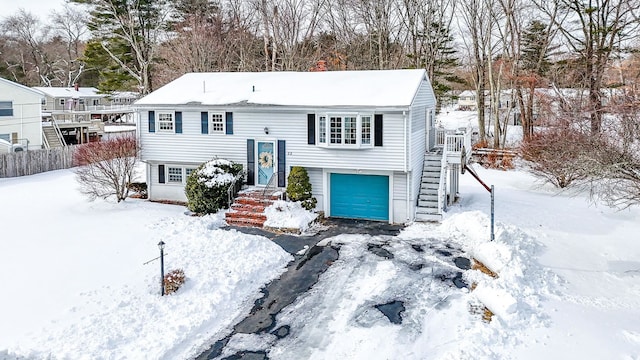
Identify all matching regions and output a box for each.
[257,141,275,185]
[330,173,389,221]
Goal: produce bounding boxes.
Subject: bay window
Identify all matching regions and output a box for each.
[317,113,373,148]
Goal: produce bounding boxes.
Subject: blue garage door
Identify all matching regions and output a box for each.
[330,173,389,221]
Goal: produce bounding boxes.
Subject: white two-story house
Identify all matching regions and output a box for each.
[134,69,469,224]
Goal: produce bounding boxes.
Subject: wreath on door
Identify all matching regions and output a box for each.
[258,151,273,168]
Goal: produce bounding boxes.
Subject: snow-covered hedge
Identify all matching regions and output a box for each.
[185,158,244,214]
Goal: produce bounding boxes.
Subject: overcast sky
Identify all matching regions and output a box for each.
[0,0,68,22]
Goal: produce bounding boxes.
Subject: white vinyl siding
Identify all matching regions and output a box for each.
[0,78,43,150]
[138,109,407,172]
[136,75,436,223]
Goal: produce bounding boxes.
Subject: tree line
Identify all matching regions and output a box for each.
[2,1,640,141]
[3,0,640,207]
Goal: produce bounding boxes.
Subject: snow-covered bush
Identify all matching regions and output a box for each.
[185,158,244,214]
[286,166,317,210]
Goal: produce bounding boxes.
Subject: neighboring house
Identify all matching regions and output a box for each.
[135,69,469,224]
[0,77,44,151]
[33,85,136,147]
[457,90,477,110]
[34,85,107,118]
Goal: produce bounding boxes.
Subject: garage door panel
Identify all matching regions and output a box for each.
[330,173,389,221]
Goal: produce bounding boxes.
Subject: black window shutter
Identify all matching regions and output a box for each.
[307,114,315,144]
[175,111,182,133]
[158,164,165,183]
[201,112,208,134]
[149,111,155,133]
[246,139,255,185]
[277,140,286,187]
[374,114,383,146]
[225,112,234,134]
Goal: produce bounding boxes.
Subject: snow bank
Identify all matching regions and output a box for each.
[264,200,318,232]
[0,170,292,360]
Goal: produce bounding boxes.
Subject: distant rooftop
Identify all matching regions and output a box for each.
[33,87,104,99]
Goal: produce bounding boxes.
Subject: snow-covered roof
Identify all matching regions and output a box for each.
[0,77,45,98]
[458,90,475,97]
[108,91,139,99]
[33,87,105,99]
[134,69,428,108]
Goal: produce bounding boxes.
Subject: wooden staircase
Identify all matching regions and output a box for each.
[225,190,280,228]
[415,151,443,222]
[42,124,65,149]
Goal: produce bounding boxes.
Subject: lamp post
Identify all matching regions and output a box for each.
[158,240,165,296]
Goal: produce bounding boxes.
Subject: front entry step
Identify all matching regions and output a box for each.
[225,189,280,228]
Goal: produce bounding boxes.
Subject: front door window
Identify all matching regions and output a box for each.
[257,141,275,185]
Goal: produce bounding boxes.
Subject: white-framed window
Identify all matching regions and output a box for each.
[0,101,13,117]
[165,166,197,185]
[211,112,224,133]
[361,115,371,145]
[319,116,327,144]
[344,116,357,144]
[167,167,183,183]
[317,113,373,148]
[330,116,342,144]
[158,112,174,132]
[59,99,65,106]
[93,99,100,106]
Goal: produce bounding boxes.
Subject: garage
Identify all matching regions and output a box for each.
[330,173,389,221]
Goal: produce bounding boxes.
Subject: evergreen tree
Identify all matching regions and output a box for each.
[521,20,552,76]
[71,0,168,93]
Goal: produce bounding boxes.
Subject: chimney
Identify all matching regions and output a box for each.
[74,83,79,91]
[312,60,327,72]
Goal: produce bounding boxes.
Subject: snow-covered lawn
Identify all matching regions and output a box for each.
[1,114,640,359]
[0,170,292,359]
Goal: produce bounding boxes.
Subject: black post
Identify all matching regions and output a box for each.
[490,185,495,242]
[158,241,165,296]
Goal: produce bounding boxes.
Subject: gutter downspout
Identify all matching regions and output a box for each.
[403,110,408,173]
[404,110,411,222]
